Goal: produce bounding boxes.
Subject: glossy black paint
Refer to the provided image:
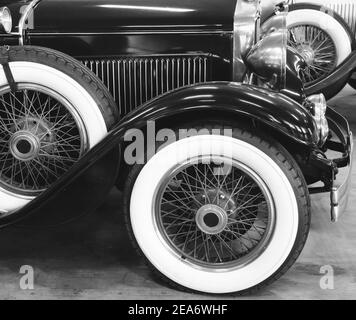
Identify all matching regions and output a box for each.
[281,47,306,103]
[1,81,319,227]
[15,2,234,93]
[7,0,236,81]
[33,0,236,32]
[305,51,356,100]
[348,74,356,90]
[0,144,121,228]
[118,82,319,146]
[0,2,330,226]
[1,0,307,101]
[29,34,233,64]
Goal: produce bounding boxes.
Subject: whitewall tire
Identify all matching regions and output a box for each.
[0,47,118,217]
[286,8,352,85]
[125,128,310,294]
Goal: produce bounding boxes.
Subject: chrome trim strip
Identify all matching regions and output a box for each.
[233,0,261,82]
[18,0,41,45]
[30,30,232,36]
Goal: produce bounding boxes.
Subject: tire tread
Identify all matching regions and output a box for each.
[5,46,119,129]
[123,124,311,296]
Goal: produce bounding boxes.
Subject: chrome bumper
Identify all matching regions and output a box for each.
[327,108,353,222]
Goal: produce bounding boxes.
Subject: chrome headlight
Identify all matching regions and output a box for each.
[245,13,287,90]
[0,7,12,34]
[308,94,329,145]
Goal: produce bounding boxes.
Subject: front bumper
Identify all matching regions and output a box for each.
[310,107,353,222]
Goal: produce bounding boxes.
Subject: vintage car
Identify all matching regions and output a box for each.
[264,0,356,88]
[0,0,353,295]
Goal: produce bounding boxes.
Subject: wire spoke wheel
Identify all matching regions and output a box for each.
[0,84,88,196]
[129,132,310,294]
[288,25,337,85]
[154,156,275,269]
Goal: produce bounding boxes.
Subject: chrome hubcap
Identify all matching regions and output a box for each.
[297,44,315,65]
[9,131,40,161]
[196,204,228,235]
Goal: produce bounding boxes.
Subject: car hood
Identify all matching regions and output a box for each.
[0,0,27,5]
[31,0,237,33]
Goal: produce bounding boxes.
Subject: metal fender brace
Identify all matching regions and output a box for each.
[0,46,17,92]
[309,108,353,222]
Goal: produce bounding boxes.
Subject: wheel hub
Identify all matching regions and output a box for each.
[9,131,40,161]
[289,25,337,85]
[297,44,315,65]
[16,116,54,141]
[196,204,228,235]
[8,116,56,162]
[0,85,87,196]
[155,158,276,268]
[197,189,236,210]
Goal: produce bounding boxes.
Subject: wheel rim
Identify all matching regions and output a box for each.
[0,83,88,196]
[154,156,275,270]
[288,25,337,85]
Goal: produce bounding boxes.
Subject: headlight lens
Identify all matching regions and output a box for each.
[0,7,12,34]
[308,94,329,145]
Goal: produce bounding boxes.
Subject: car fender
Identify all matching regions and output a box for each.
[120,82,319,147]
[0,82,319,227]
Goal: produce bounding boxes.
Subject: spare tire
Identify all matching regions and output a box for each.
[0,46,119,218]
[286,4,354,87]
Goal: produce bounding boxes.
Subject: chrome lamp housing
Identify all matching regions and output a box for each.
[245,13,288,90]
[235,0,329,145]
[236,1,303,96]
[0,6,12,34]
[307,93,329,145]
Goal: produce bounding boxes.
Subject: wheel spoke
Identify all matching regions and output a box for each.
[156,157,274,268]
[0,86,86,195]
[289,25,337,84]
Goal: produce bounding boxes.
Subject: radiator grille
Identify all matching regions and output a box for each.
[81,55,211,116]
[326,1,356,37]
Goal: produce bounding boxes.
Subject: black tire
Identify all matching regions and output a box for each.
[348,72,356,90]
[284,3,354,88]
[289,3,355,49]
[5,46,119,128]
[123,124,311,295]
[0,46,119,217]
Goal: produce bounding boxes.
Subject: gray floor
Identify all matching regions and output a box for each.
[0,94,355,300]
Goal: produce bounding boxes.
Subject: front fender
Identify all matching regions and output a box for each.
[0,82,318,227]
[0,144,121,228]
[121,82,319,147]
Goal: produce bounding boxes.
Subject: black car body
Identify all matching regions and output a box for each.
[3,0,235,116]
[0,0,353,294]
[0,0,350,219]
